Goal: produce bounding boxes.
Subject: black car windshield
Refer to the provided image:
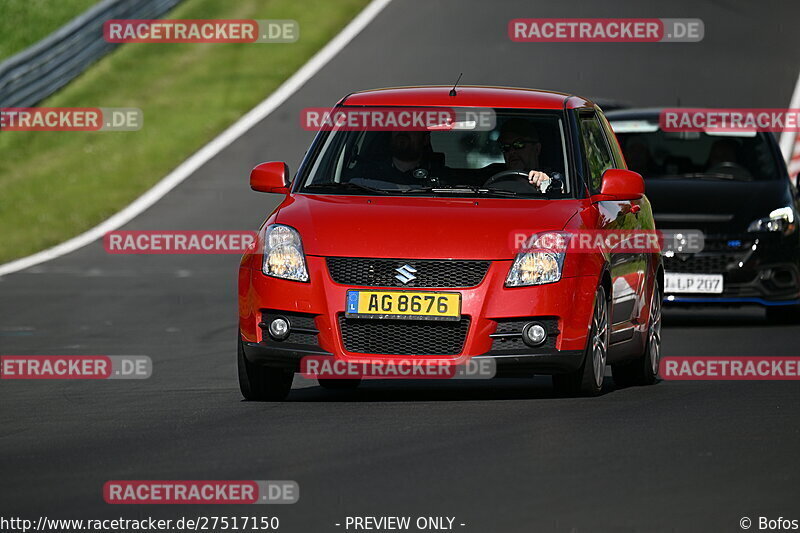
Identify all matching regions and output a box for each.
[610,118,780,181]
[298,108,572,198]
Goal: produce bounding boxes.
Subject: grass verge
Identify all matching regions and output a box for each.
[0,0,100,60]
[0,0,370,263]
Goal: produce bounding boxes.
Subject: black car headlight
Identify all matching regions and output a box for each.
[747,207,796,236]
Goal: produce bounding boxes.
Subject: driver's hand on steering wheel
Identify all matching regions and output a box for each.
[527,171,551,192]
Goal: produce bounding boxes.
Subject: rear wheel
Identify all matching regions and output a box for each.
[766,304,800,324]
[237,337,293,401]
[319,378,361,389]
[613,280,662,387]
[552,285,609,396]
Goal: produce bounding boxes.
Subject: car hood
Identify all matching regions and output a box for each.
[274,194,584,260]
[644,178,793,233]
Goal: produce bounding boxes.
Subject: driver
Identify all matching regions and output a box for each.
[497,118,563,192]
[705,139,740,170]
[346,130,446,187]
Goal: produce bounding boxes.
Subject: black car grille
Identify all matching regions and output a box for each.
[663,234,755,274]
[338,315,470,355]
[260,311,319,346]
[701,237,754,252]
[490,317,559,352]
[326,257,490,288]
[663,253,743,274]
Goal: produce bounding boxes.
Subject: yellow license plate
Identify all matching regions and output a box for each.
[345,290,461,321]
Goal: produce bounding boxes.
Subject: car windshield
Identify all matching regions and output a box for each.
[610,119,779,181]
[298,108,572,198]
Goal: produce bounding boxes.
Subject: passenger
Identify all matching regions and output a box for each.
[624,136,656,176]
[347,131,446,187]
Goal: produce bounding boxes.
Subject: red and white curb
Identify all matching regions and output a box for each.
[780,71,800,185]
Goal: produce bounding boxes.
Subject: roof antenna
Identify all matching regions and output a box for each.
[449,73,463,97]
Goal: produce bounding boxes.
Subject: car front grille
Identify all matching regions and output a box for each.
[664,234,754,274]
[338,315,470,355]
[326,257,490,288]
[490,317,559,352]
[663,253,744,274]
[701,237,754,252]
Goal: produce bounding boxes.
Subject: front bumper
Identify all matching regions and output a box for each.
[663,232,800,306]
[238,256,598,374]
[241,341,586,375]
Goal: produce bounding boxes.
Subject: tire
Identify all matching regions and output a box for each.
[237,337,293,401]
[318,378,361,389]
[552,285,609,397]
[766,305,800,324]
[613,280,662,387]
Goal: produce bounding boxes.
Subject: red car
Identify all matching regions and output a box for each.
[237,86,663,400]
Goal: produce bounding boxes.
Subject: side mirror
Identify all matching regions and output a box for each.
[250,162,290,194]
[593,168,644,201]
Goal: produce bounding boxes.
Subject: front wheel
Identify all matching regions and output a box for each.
[552,285,609,396]
[237,337,293,401]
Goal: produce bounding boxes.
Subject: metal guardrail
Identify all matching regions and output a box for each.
[0,0,183,108]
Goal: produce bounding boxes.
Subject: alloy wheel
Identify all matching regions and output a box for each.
[591,290,609,388]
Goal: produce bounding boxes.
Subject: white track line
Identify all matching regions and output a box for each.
[0,0,392,277]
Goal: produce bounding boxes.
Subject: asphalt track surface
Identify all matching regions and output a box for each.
[2,1,800,532]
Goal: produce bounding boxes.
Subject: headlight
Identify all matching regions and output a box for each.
[505,232,569,287]
[747,207,796,235]
[262,224,309,281]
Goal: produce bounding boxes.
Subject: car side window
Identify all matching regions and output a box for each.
[579,112,614,193]
[598,112,626,168]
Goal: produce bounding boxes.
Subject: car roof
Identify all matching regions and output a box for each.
[340,86,594,110]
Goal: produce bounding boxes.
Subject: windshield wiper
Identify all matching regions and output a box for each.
[398,186,520,197]
[400,186,472,194]
[462,185,527,197]
[310,183,527,197]
[304,182,389,195]
[477,187,521,197]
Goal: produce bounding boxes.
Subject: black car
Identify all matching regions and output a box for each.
[607,108,800,321]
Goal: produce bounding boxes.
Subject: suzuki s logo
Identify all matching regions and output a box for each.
[394,264,417,284]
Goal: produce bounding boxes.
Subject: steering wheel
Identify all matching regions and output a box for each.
[706,161,752,180]
[483,170,532,187]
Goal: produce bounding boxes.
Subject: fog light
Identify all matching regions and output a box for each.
[268,317,290,341]
[522,322,547,347]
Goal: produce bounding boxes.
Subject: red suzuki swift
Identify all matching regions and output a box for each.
[237,86,663,400]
